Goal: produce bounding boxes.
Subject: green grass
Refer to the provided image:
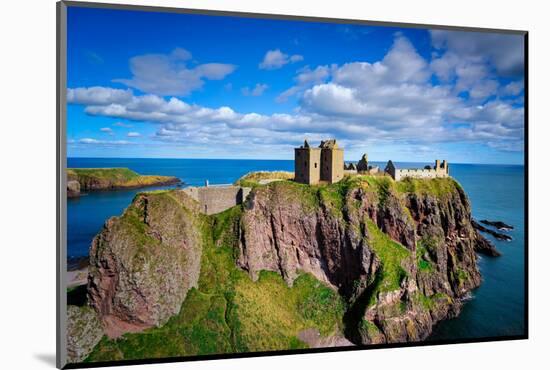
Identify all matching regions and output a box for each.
[411,292,452,311]
[415,242,434,272]
[394,177,460,198]
[235,171,294,187]
[365,220,410,306]
[68,167,177,189]
[212,206,243,249]
[453,268,470,286]
[265,181,321,213]
[360,319,382,338]
[86,203,344,362]
[68,167,139,181]
[318,186,344,218]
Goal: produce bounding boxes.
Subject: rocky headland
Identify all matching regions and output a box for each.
[66,173,500,363]
[67,168,181,197]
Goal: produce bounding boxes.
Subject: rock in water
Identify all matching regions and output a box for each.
[66,305,103,363]
[480,219,514,231]
[472,220,512,241]
[87,191,203,338]
[67,180,80,198]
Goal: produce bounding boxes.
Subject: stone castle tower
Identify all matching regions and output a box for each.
[319,140,344,183]
[294,140,321,184]
[435,159,449,176]
[294,139,344,185]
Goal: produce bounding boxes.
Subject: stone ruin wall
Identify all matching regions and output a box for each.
[182,186,251,215]
[394,168,448,181]
[295,148,321,185]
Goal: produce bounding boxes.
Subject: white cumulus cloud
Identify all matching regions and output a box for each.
[78,138,131,145]
[113,48,236,96]
[259,49,304,70]
[68,33,524,157]
[241,83,269,97]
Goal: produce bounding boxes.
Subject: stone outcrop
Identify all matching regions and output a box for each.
[345,162,357,171]
[357,154,369,172]
[480,219,513,231]
[66,305,104,363]
[473,220,512,242]
[67,180,81,198]
[87,190,203,338]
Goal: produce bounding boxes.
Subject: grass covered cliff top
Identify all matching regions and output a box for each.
[235,171,294,187]
[68,167,180,190]
[68,168,141,181]
[236,171,461,198]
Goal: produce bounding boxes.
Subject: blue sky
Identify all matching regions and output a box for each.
[66,6,525,164]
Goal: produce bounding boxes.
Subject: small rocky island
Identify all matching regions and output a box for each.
[67,167,181,197]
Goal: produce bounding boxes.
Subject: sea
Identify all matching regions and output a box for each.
[66,157,526,342]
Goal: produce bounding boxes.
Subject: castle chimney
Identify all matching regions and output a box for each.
[435,159,441,169]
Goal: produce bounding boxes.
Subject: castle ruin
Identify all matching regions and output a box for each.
[385,159,449,181]
[182,185,251,215]
[294,139,344,185]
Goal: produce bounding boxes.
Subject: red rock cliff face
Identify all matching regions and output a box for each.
[87,191,202,338]
[236,180,496,344]
[237,183,378,295]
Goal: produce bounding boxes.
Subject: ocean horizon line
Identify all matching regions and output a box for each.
[67,156,525,167]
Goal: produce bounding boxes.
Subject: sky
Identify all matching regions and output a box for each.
[66,6,525,164]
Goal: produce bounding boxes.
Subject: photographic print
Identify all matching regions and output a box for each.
[59,2,527,367]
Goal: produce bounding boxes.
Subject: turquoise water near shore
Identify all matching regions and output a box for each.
[66,157,525,342]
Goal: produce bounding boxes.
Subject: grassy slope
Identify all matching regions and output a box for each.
[366,220,410,298]
[235,171,294,188]
[68,168,178,189]
[85,205,344,362]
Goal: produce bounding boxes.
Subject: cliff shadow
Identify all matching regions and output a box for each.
[342,268,383,344]
[67,284,87,307]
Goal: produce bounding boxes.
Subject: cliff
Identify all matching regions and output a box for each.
[87,190,203,338]
[67,168,180,196]
[236,176,497,343]
[69,174,498,363]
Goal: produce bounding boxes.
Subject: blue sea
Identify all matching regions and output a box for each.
[67,157,525,342]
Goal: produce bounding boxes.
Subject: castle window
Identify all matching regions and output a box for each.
[315,163,317,168]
